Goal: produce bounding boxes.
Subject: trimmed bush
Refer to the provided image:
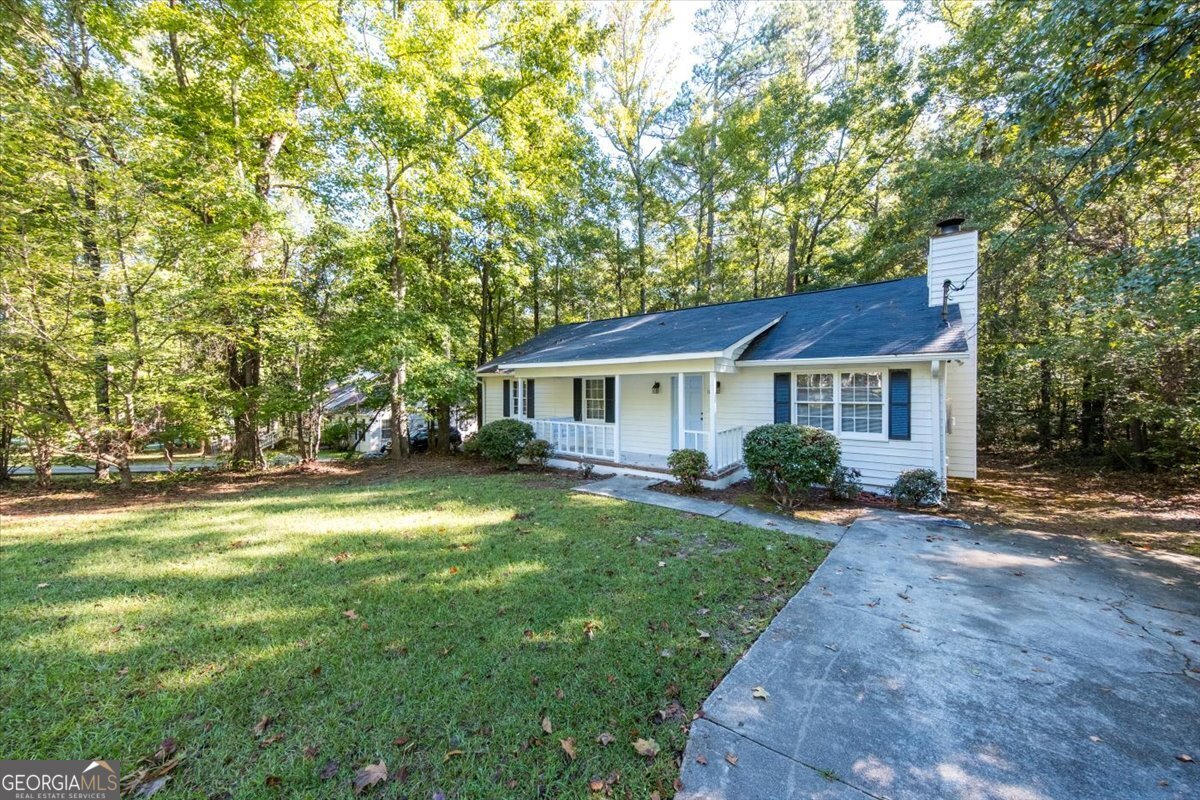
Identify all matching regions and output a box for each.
[476,419,534,468]
[827,465,863,501]
[522,438,553,470]
[892,468,944,507]
[461,433,481,457]
[667,448,709,493]
[743,424,841,508]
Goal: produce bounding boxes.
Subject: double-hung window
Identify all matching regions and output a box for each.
[840,372,884,434]
[794,373,835,431]
[583,378,605,422]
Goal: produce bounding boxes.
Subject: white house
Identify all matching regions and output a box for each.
[477,221,978,490]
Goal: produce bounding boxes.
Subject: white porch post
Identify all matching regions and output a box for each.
[707,371,718,468]
[676,371,685,451]
[613,374,621,464]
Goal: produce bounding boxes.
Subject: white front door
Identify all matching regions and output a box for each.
[670,375,704,450]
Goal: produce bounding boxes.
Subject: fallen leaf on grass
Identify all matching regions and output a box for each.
[695,754,708,765]
[443,750,463,762]
[264,775,282,788]
[560,738,577,760]
[353,761,387,794]
[697,629,711,640]
[260,733,285,748]
[752,686,770,700]
[633,738,659,758]
[319,760,339,780]
[36,582,49,589]
[555,687,565,700]
[342,609,359,620]
[154,738,177,761]
[653,700,685,723]
[329,552,350,564]
[596,732,615,746]
[133,776,169,797]
[252,716,272,735]
[588,778,605,792]
[541,716,553,734]
[583,620,597,640]
[725,753,739,766]
[303,745,319,759]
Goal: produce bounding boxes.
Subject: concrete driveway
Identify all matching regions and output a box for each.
[678,511,1200,800]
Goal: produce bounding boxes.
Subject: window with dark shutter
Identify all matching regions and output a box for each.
[773,373,791,424]
[526,379,535,419]
[888,369,911,440]
[604,377,616,423]
[502,379,510,418]
[573,378,583,421]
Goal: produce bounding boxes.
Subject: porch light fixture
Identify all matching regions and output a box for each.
[651,381,660,394]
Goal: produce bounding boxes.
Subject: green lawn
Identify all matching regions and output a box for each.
[0,469,828,798]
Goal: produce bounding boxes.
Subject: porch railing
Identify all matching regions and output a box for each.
[530,419,615,461]
[714,425,746,471]
[681,426,745,472]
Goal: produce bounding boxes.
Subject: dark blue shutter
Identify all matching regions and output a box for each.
[525,379,535,419]
[502,379,510,417]
[604,377,616,423]
[572,379,583,421]
[889,369,911,440]
[773,373,791,424]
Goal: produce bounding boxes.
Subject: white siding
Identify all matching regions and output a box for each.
[927,230,978,479]
[718,364,939,491]
[532,377,574,419]
[481,377,504,424]
[618,374,674,457]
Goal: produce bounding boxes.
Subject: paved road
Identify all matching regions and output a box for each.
[678,510,1200,800]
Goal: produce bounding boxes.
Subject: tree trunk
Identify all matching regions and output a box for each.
[785,216,800,294]
[0,419,12,482]
[1037,358,1052,451]
[385,186,410,460]
[436,402,452,454]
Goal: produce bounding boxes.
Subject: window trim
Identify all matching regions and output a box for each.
[837,370,888,441]
[792,371,836,432]
[582,376,606,423]
[790,369,889,442]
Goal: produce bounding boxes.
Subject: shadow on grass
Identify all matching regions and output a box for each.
[0,472,828,799]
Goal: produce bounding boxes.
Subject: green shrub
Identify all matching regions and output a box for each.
[667,448,709,493]
[476,419,534,468]
[891,468,944,507]
[743,424,841,508]
[827,465,863,501]
[522,438,553,470]
[461,433,480,457]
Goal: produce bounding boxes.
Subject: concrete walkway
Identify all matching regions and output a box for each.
[574,475,845,543]
[677,510,1200,800]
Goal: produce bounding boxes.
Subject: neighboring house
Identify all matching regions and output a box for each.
[323,378,477,453]
[477,220,978,490]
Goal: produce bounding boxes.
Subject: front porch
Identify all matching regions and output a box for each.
[502,371,747,478]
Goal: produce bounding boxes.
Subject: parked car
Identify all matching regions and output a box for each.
[375,423,462,455]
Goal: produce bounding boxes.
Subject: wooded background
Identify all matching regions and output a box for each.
[2,0,1197,485]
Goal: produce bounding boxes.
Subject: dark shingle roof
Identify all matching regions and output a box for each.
[479,276,967,371]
